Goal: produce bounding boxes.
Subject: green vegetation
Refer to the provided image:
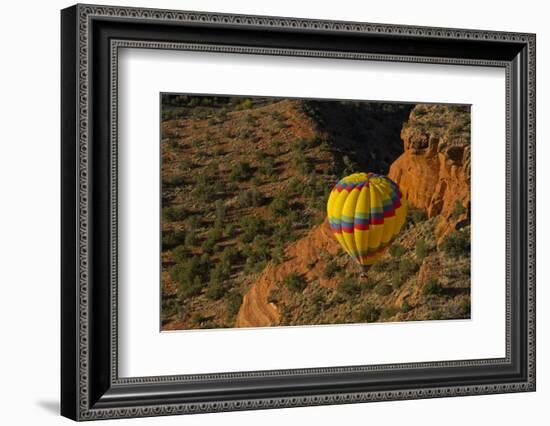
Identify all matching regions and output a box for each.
[422,278,443,296]
[162,205,186,222]
[338,277,362,298]
[415,239,428,261]
[230,161,252,182]
[375,283,393,296]
[354,303,380,322]
[194,174,217,202]
[160,96,471,330]
[452,200,467,219]
[323,260,340,279]
[441,230,470,259]
[239,215,270,243]
[171,255,210,300]
[172,244,191,263]
[269,193,290,216]
[409,209,427,224]
[162,229,185,249]
[225,291,242,318]
[389,243,406,258]
[284,273,307,293]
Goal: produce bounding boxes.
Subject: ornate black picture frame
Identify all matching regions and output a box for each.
[61,4,536,421]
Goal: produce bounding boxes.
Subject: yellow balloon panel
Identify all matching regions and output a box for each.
[327,172,407,266]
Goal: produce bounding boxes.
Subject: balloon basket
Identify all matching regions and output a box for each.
[358,264,370,279]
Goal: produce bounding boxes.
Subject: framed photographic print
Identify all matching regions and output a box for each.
[61,4,536,421]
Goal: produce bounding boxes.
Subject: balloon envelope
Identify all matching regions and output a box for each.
[327,172,407,266]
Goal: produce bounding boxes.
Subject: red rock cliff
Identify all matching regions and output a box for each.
[388,104,471,243]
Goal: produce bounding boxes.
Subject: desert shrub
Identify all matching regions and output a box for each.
[422,278,443,296]
[452,200,467,219]
[237,188,265,208]
[354,303,380,323]
[163,174,185,187]
[238,128,255,140]
[429,309,443,320]
[441,230,470,259]
[172,244,191,263]
[270,245,285,264]
[284,273,307,293]
[212,180,225,195]
[210,260,231,282]
[307,292,323,309]
[162,205,186,222]
[243,235,272,263]
[225,291,242,317]
[205,280,226,300]
[178,158,193,173]
[292,151,313,175]
[194,174,216,202]
[267,287,282,305]
[201,227,223,253]
[214,200,226,226]
[459,297,471,317]
[390,270,403,288]
[375,283,393,296]
[341,155,357,175]
[409,209,427,224]
[187,215,200,229]
[161,297,178,320]
[230,161,252,182]
[273,219,294,244]
[270,193,290,216]
[244,113,257,125]
[270,111,285,121]
[389,243,407,258]
[398,258,418,276]
[223,223,235,238]
[184,231,197,247]
[239,216,269,243]
[323,260,341,279]
[415,239,428,261]
[255,151,268,162]
[271,137,283,150]
[288,178,305,196]
[220,246,238,265]
[243,257,268,274]
[372,259,396,273]
[171,255,210,299]
[204,130,215,144]
[259,157,275,176]
[206,261,231,300]
[162,229,186,249]
[338,278,362,298]
[401,299,411,313]
[380,306,400,320]
[240,99,253,109]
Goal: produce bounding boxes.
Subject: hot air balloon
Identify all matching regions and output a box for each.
[327,172,407,271]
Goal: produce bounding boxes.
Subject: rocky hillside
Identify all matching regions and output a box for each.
[160,96,471,330]
[389,104,471,243]
[236,216,470,328]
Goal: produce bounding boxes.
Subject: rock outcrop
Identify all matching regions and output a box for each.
[235,220,340,328]
[388,104,471,243]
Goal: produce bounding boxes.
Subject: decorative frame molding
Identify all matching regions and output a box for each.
[61,3,536,421]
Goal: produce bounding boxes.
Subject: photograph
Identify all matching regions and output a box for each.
[160,95,471,330]
[58,3,536,420]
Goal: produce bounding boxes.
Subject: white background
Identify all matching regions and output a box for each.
[119,49,505,377]
[0,0,547,425]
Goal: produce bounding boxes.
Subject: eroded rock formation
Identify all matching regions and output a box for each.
[388,104,471,243]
